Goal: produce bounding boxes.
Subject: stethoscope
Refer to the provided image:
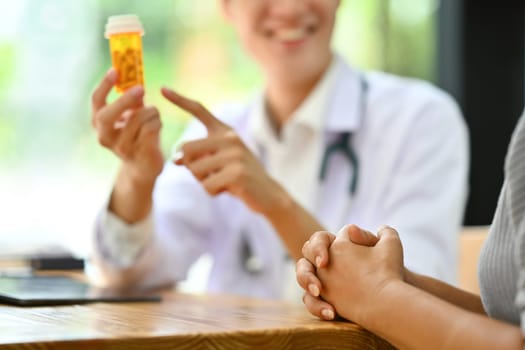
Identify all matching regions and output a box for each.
[242,73,369,274]
[318,73,368,196]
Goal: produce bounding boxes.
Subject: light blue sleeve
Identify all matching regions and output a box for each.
[96,209,154,268]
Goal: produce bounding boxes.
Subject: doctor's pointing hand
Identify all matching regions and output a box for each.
[162,87,288,218]
[161,87,324,261]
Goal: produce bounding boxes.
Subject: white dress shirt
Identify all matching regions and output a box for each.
[91,55,469,300]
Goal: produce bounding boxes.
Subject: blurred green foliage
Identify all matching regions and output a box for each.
[0,44,15,160]
[0,0,437,172]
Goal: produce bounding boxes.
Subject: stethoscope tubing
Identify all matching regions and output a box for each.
[244,73,368,273]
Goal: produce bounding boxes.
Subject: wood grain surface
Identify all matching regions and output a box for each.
[0,291,396,349]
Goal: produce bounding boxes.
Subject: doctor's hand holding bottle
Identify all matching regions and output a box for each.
[91,70,163,224]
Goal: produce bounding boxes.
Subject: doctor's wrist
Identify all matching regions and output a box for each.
[260,184,295,221]
[109,164,156,224]
[119,162,159,189]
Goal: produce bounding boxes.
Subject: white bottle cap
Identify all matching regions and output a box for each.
[104,14,145,38]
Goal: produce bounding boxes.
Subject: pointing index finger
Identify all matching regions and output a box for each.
[161,87,228,133]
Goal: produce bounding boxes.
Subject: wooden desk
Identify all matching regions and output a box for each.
[0,291,395,349]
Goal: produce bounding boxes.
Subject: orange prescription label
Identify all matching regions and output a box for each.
[109,32,144,93]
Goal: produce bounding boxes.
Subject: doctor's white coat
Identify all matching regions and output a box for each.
[92,58,468,300]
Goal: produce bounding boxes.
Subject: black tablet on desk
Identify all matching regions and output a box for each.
[0,275,161,306]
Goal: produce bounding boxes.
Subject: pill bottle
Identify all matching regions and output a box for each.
[104,14,145,93]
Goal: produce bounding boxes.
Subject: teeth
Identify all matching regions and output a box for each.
[276,28,305,41]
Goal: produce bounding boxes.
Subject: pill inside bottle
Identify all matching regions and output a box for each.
[104,14,145,93]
